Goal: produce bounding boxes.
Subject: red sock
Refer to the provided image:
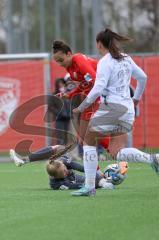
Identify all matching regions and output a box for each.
[99,137,110,150]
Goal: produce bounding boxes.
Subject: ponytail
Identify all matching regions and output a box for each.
[96,28,132,60]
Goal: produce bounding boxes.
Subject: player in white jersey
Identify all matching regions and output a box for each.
[71,28,159,196]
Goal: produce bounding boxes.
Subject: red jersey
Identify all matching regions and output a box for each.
[67,53,98,99]
[66,53,110,149]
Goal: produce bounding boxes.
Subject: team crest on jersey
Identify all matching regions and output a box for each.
[0,78,20,135]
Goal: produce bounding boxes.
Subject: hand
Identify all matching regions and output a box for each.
[133,98,139,107]
[55,93,69,98]
[55,92,63,98]
[62,93,69,99]
[72,108,81,114]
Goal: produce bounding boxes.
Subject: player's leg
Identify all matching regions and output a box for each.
[77,119,89,144]
[10,146,59,166]
[104,133,159,173]
[72,130,104,196]
[98,136,110,161]
[99,136,110,150]
[72,102,122,196]
[10,144,72,167]
[72,128,159,196]
[106,132,159,173]
[108,134,128,158]
[71,108,130,196]
[77,119,102,180]
[116,147,159,173]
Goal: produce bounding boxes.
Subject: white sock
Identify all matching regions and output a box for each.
[117,148,152,164]
[83,145,98,189]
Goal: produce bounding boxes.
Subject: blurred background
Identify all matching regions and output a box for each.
[0,0,159,155]
[0,0,159,54]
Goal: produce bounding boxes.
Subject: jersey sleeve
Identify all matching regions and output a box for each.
[69,55,97,98]
[74,54,96,80]
[49,177,83,190]
[78,58,111,112]
[67,55,97,99]
[130,57,147,100]
[62,156,84,172]
[68,161,84,172]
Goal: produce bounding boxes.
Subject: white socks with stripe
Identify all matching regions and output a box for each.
[117,148,152,164]
[83,145,98,189]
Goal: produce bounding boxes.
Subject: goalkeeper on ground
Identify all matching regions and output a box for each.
[9,145,127,190]
[46,155,111,190]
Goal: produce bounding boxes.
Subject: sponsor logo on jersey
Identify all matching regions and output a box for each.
[0,78,20,135]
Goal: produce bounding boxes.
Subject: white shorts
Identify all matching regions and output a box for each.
[89,102,135,135]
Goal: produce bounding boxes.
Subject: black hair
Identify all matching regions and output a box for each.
[54,78,66,94]
[96,28,132,60]
[52,40,72,54]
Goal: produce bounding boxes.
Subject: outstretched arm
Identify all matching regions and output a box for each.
[65,160,84,172]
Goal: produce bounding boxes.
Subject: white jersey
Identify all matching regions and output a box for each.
[78,53,147,115]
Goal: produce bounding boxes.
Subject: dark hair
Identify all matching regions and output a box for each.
[52,40,72,54]
[54,78,66,94]
[96,28,132,60]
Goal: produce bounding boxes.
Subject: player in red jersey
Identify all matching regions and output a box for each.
[52,40,109,150]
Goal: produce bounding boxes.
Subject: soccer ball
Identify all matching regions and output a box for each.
[104,162,128,185]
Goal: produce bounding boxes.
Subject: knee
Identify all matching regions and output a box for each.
[83,135,92,146]
[109,149,118,159]
[108,146,123,159]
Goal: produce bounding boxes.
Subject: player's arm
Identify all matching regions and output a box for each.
[49,178,83,190]
[62,157,84,172]
[68,161,84,172]
[130,58,147,103]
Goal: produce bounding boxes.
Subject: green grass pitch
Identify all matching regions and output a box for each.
[0,161,159,240]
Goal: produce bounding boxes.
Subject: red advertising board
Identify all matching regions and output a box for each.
[0,56,159,152]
